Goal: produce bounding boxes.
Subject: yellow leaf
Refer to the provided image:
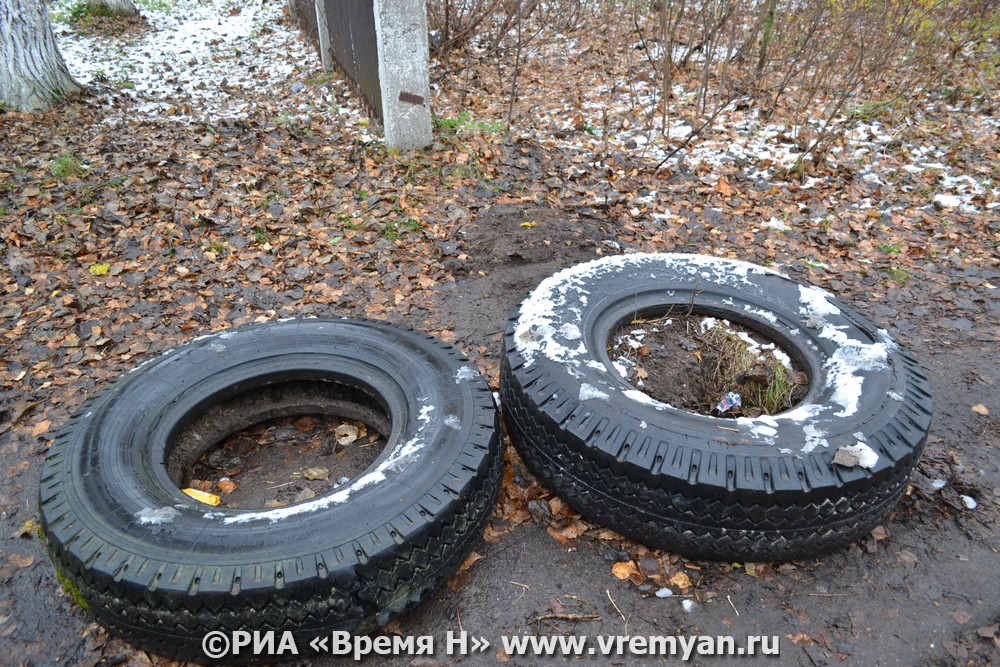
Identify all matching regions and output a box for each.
[669,571,693,589]
[31,419,51,437]
[520,221,536,227]
[183,488,221,506]
[88,263,110,276]
[612,561,640,580]
[972,404,989,416]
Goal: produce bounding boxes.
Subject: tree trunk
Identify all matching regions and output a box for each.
[86,0,138,17]
[0,0,83,111]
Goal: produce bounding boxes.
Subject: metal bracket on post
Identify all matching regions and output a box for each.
[314,0,332,72]
[373,0,432,150]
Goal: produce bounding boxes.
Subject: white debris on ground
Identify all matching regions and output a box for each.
[485,32,998,215]
[50,0,367,125]
[50,2,996,213]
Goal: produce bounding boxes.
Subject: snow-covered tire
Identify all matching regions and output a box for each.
[39,318,502,663]
[500,254,932,561]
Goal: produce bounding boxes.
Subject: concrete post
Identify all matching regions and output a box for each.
[314,0,332,72]
[373,0,432,150]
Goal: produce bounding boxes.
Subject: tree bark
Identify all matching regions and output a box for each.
[86,0,138,17]
[0,0,83,111]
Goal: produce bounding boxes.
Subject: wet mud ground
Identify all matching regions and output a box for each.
[1,205,998,666]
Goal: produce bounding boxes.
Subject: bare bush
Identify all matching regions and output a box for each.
[427,0,540,54]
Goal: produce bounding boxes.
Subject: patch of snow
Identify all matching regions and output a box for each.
[623,389,670,410]
[579,383,610,401]
[655,587,673,598]
[933,194,963,208]
[444,415,461,430]
[819,324,891,417]
[763,217,790,231]
[53,0,317,122]
[798,284,841,319]
[743,305,778,324]
[455,366,480,384]
[960,495,977,510]
[801,424,828,453]
[735,417,777,442]
[136,506,181,525]
[612,358,634,379]
[932,479,947,490]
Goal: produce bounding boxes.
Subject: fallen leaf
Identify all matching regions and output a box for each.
[785,633,814,646]
[716,176,733,197]
[217,479,237,494]
[189,479,213,492]
[382,619,404,636]
[496,648,512,663]
[520,221,536,227]
[303,466,329,481]
[976,624,1000,649]
[459,551,485,572]
[9,554,34,569]
[612,561,640,580]
[870,525,888,541]
[971,404,989,416]
[949,611,972,625]
[546,520,588,545]
[669,571,693,589]
[31,419,51,437]
[88,263,110,276]
[447,569,471,592]
[293,487,316,502]
[182,488,221,506]
[335,423,359,445]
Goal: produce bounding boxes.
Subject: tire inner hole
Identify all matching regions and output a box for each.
[608,308,810,418]
[167,380,389,510]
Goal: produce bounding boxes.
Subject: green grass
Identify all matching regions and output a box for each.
[702,323,800,417]
[433,111,505,135]
[381,217,422,242]
[51,151,85,179]
[884,266,911,286]
[878,242,902,253]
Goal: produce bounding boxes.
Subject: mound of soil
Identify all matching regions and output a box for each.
[609,313,809,417]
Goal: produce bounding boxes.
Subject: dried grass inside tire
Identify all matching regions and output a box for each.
[39,318,502,663]
[500,253,932,561]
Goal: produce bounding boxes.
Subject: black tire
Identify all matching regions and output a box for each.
[500,253,932,561]
[40,318,502,663]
